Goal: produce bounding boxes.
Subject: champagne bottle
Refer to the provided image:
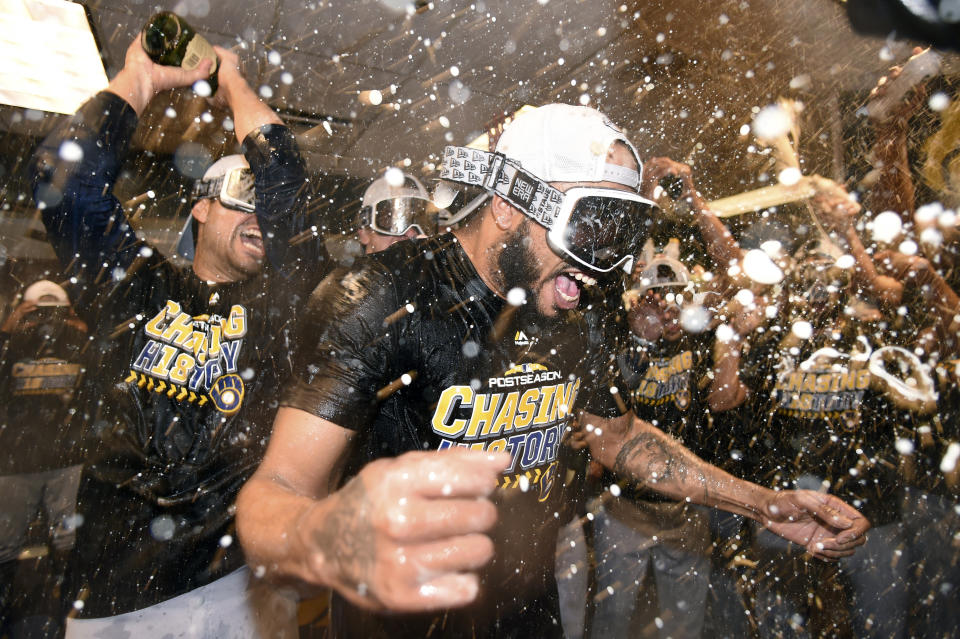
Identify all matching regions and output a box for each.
[141,12,219,94]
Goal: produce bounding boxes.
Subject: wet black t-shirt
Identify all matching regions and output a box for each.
[604,333,717,502]
[740,324,920,525]
[283,233,624,638]
[620,334,713,448]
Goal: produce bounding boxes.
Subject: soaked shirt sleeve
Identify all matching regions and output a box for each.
[242,123,328,278]
[282,262,405,430]
[29,92,145,311]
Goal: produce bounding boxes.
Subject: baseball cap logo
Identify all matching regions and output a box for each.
[457,148,469,159]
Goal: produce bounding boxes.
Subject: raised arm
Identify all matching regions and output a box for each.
[29,38,211,308]
[583,410,870,560]
[809,180,904,308]
[707,296,765,412]
[213,46,325,278]
[642,157,744,269]
[863,47,931,223]
[236,407,508,611]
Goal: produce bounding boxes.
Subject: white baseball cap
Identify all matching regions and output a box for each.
[494,104,642,190]
[362,170,430,209]
[23,280,70,306]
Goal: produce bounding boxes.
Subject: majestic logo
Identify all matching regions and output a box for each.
[514,330,537,347]
[125,300,248,415]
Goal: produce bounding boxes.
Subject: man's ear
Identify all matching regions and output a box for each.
[490,195,521,231]
[191,198,210,224]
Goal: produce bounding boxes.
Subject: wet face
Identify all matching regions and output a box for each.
[357,226,419,254]
[790,257,849,318]
[194,198,265,281]
[495,142,639,318]
[627,288,683,342]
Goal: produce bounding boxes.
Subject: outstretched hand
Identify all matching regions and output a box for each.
[208,46,245,110]
[758,490,870,561]
[297,448,509,612]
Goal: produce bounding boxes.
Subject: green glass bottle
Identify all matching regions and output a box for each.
[141,12,219,94]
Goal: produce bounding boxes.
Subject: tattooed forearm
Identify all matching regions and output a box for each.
[312,476,376,597]
[613,427,710,502]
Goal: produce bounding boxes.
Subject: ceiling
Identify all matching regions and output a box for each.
[0,0,958,266]
[3,0,956,182]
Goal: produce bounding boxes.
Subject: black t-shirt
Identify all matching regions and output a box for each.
[283,233,624,638]
[620,334,713,446]
[0,322,87,474]
[740,323,919,525]
[604,333,718,502]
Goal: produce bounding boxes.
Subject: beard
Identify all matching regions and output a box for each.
[492,219,564,334]
[495,219,539,298]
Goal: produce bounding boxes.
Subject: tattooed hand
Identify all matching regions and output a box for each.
[758,490,870,561]
[297,448,508,612]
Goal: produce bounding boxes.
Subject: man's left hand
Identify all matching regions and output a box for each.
[759,490,870,561]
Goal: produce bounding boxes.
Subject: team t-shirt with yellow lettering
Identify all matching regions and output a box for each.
[740,324,921,525]
[283,233,624,638]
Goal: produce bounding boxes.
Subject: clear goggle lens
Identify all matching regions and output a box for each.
[361,197,437,236]
[194,168,256,212]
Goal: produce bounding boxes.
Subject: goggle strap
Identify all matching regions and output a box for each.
[440,146,564,229]
[603,163,640,190]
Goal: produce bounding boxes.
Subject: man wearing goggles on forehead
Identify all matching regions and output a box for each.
[177,153,265,280]
[30,36,330,636]
[355,170,440,254]
[239,104,869,639]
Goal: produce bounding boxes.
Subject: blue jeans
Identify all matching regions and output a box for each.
[592,501,711,639]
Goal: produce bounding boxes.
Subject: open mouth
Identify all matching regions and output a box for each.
[238,227,264,255]
[554,270,597,310]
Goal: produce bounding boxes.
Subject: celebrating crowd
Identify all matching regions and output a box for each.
[0,22,957,639]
